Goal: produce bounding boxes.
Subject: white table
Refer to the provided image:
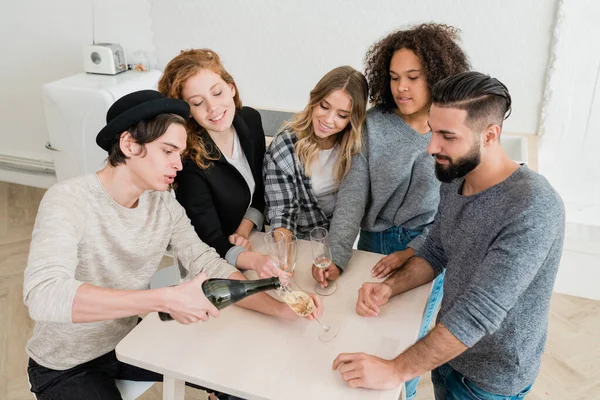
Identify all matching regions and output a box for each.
[116,232,432,400]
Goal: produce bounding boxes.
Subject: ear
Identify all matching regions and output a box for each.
[119,131,137,155]
[229,83,236,98]
[483,124,502,146]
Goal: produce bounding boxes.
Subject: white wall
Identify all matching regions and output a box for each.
[539,0,600,227]
[537,0,600,300]
[1,0,557,176]
[0,0,154,168]
[151,0,557,135]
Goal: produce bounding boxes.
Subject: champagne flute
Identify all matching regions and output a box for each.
[282,234,298,275]
[264,230,297,275]
[278,280,339,342]
[310,227,337,296]
[264,230,285,267]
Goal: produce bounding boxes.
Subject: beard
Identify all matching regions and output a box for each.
[434,142,481,183]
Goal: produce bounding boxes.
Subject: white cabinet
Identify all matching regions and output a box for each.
[42,70,162,182]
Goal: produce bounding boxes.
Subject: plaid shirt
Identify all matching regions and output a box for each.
[263,130,330,238]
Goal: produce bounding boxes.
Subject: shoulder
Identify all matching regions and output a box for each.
[37,175,98,223]
[237,107,264,135]
[365,106,395,126]
[265,129,297,173]
[267,129,297,155]
[179,154,217,178]
[42,174,95,206]
[149,190,186,222]
[510,166,564,216]
[238,106,262,123]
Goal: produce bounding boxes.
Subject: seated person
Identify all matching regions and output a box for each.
[333,72,565,400]
[24,90,322,400]
[263,65,368,240]
[159,49,281,279]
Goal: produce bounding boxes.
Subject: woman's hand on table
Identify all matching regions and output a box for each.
[370,248,415,279]
[163,272,220,324]
[356,282,392,317]
[312,262,341,288]
[228,233,252,250]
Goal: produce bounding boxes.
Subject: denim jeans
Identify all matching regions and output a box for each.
[28,350,242,400]
[358,226,446,400]
[432,363,532,400]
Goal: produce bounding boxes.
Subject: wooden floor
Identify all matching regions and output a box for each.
[1,181,598,400]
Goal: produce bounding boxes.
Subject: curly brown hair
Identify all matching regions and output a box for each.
[365,23,470,111]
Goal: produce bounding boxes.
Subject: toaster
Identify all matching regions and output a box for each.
[83,43,127,75]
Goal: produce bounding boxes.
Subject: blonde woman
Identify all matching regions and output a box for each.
[263,66,368,243]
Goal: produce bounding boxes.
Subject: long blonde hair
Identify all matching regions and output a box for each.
[158,49,242,169]
[287,66,368,182]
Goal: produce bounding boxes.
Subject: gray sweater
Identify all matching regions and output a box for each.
[329,107,440,269]
[23,174,238,370]
[417,165,565,395]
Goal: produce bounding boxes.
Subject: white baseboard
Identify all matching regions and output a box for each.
[0,167,57,189]
[553,223,600,300]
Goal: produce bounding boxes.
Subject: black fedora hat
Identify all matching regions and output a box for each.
[96,90,190,151]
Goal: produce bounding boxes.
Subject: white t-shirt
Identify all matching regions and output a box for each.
[310,144,341,216]
[224,129,256,203]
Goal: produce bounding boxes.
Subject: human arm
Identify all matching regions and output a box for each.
[333,323,466,389]
[328,143,370,272]
[355,255,436,317]
[22,186,221,325]
[263,132,301,235]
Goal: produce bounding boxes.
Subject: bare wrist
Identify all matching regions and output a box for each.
[392,356,411,383]
[404,247,416,257]
[154,286,173,313]
[382,280,398,297]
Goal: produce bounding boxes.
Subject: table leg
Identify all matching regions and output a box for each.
[163,375,185,400]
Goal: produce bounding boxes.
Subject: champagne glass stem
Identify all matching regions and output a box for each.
[314,316,331,332]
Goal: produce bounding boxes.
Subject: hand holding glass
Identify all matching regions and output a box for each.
[278,280,339,342]
[310,227,337,296]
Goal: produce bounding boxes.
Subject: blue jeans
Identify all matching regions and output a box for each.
[358,226,445,400]
[432,363,532,400]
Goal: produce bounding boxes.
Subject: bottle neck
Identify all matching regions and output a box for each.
[243,277,281,296]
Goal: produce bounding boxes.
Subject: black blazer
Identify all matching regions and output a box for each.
[175,107,266,258]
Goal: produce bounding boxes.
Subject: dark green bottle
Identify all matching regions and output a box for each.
[158,277,282,321]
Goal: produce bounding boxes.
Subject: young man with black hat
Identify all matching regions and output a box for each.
[24,90,322,400]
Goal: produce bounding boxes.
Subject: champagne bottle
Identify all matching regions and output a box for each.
[158,277,282,321]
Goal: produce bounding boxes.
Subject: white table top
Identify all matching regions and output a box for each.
[116,232,432,400]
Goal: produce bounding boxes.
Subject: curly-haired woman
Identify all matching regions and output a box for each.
[322,24,470,399]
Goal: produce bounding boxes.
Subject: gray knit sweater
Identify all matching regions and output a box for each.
[417,165,565,394]
[23,174,238,370]
[329,106,440,269]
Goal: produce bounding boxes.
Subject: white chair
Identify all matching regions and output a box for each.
[150,263,181,289]
[115,379,155,400]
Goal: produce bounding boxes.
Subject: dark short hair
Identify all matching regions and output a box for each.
[107,113,186,166]
[431,71,512,131]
